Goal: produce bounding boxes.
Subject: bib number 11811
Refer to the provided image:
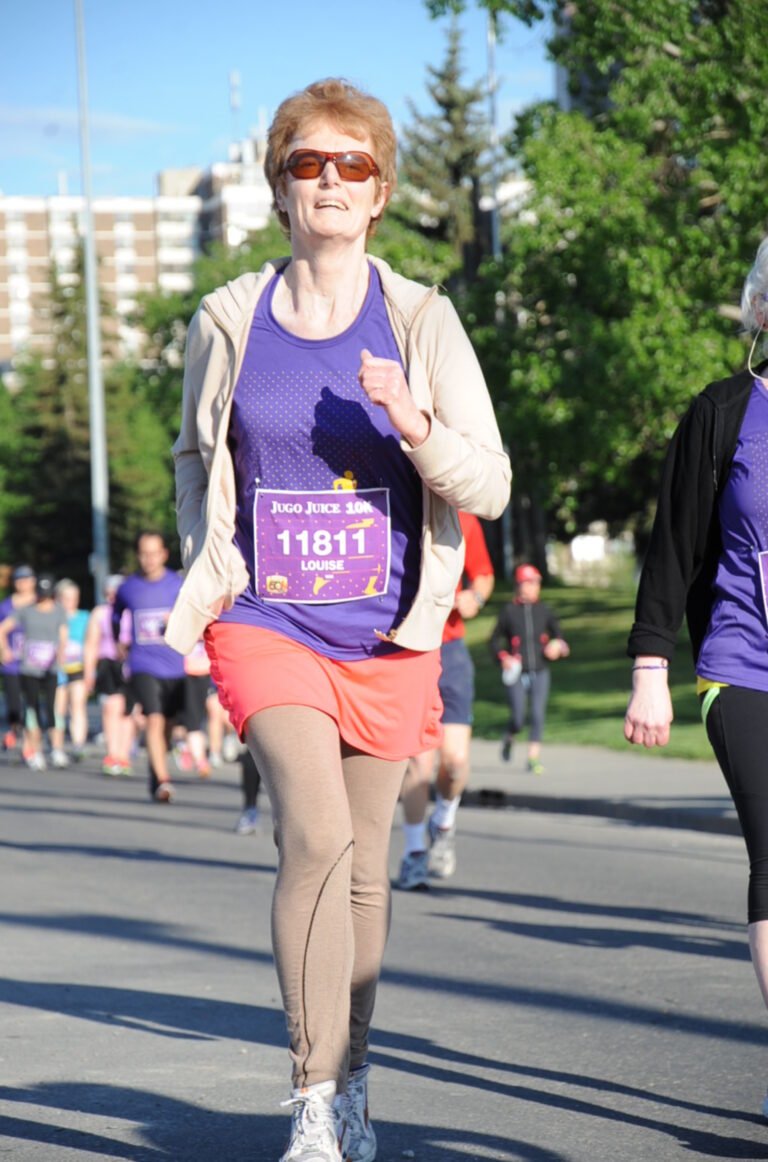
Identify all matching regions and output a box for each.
[276,527,368,557]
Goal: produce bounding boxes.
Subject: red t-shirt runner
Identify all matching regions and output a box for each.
[442,511,494,643]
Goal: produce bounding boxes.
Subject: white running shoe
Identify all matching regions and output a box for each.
[337,1064,377,1162]
[428,816,457,879]
[26,751,46,771]
[221,733,241,763]
[234,807,260,835]
[397,850,430,891]
[280,1080,349,1161]
[50,748,70,769]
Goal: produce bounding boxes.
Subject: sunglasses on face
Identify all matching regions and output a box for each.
[282,149,380,182]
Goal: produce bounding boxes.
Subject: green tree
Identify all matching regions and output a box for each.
[425,1,545,27]
[0,370,24,556]
[5,254,99,592]
[104,360,179,570]
[134,219,290,455]
[432,0,766,558]
[3,248,176,595]
[368,206,456,287]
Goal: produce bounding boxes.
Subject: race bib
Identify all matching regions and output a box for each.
[24,639,57,670]
[254,488,391,604]
[63,640,84,668]
[134,608,170,644]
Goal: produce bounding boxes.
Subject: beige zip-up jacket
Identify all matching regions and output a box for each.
[164,254,511,655]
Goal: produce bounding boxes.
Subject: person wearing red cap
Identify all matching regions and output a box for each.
[489,564,569,773]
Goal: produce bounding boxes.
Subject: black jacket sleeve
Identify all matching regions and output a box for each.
[627,367,757,666]
[489,605,513,661]
[627,395,717,661]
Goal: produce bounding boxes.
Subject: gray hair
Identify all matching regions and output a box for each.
[54,578,78,598]
[741,237,768,332]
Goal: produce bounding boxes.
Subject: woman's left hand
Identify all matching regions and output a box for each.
[543,639,569,661]
[358,348,430,448]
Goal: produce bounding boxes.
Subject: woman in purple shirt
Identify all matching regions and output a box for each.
[626,234,768,1119]
[0,564,37,751]
[173,78,510,1162]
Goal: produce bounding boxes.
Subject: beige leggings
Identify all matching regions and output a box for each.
[244,705,406,1090]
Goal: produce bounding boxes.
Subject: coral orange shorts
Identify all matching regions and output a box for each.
[205,623,443,761]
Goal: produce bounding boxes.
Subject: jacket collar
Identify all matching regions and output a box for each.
[199,253,436,336]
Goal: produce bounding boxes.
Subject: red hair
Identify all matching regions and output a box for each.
[265,78,397,238]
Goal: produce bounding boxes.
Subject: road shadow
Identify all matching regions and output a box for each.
[0,979,283,1043]
[0,1078,554,1160]
[0,1074,765,1161]
[436,909,748,961]
[0,839,276,875]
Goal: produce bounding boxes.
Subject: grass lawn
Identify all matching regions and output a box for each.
[465,579,713,762]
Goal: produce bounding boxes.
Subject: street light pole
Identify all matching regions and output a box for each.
[74,0,110,602]
[486,11,513,576]
[486,10,502,262]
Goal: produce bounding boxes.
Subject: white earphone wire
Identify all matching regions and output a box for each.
[748,327,763,379]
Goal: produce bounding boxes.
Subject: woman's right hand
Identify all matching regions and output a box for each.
[624,663,673,748]
[357,348,430,448]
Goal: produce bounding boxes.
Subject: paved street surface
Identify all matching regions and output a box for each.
[0,738,766,1161]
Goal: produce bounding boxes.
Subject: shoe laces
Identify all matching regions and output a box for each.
[281,1089,339,1154]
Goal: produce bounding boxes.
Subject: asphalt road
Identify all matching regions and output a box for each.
[0,744,766,1161]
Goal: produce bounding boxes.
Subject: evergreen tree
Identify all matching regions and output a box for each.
[368,207,457,288]
[399,21,496,287]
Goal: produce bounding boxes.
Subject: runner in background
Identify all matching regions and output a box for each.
[113,532,184,802]
[0,564,36,753]
[53,579,90,762]
[208,688,241,768]
[398,511,494,890]
[0,574,68,770]
[491,564,570,774]
[84,574,135,777]
[234,747,262,835]
[181,639,213,778]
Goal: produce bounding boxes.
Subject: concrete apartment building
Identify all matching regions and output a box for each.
[0,193,202,366]
[0,135,273,375]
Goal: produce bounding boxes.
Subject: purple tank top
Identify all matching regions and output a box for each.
[219,264,422,660]
[97,603,130,662]
[0,596,25,674]
[697,380,768,690]
[98,604,118,662]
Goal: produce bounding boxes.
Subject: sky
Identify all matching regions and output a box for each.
[1,0,553,200]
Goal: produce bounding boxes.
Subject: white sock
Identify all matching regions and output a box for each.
[431,793,460,831]
[403,823,427,854]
